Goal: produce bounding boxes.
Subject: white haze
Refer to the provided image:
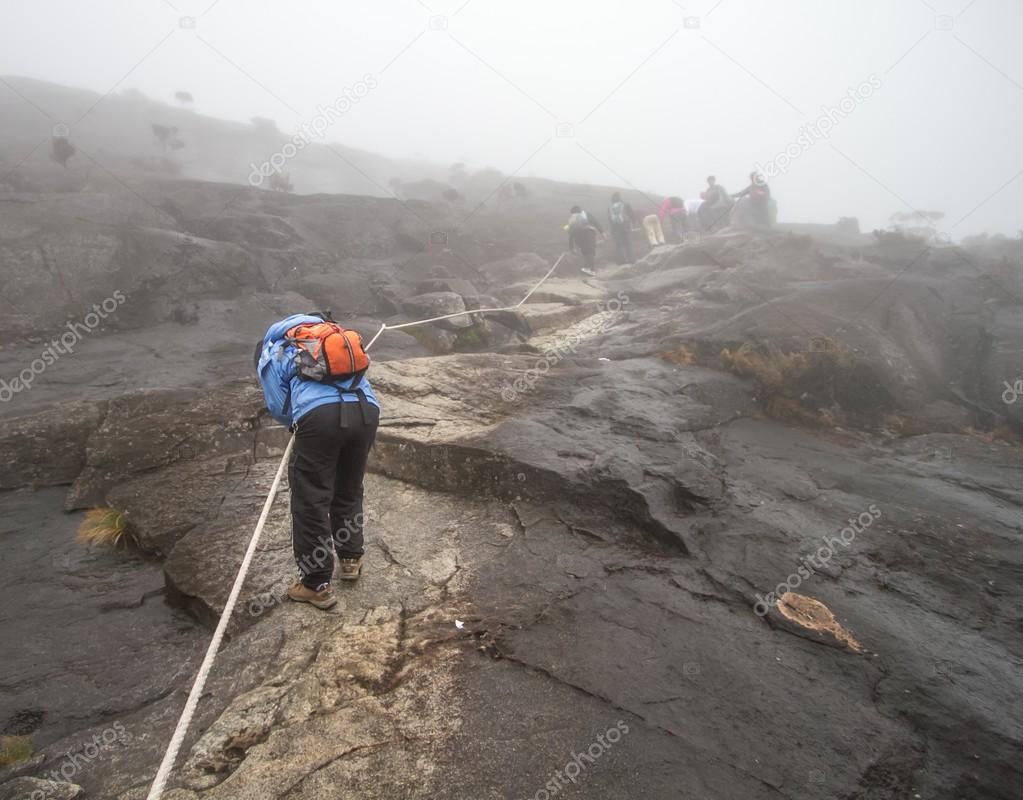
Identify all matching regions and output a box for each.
[2,0,1022,236]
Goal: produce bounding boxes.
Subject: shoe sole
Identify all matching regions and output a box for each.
[287,593,337,610]
[338,571,361,581]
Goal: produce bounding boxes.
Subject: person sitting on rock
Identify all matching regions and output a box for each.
[642,212,666,248]
[566,205,604,276]
[607,192,636,265]
[255,314,380,610]
[698,175,731,230]
[733,172,771,226]
[659,196,688,242]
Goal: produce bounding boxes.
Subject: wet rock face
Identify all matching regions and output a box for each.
[65,381,270,511]
[0,401,104,490]
[34,343,1018,800]
[363,353,751,552]
[0,181,459,345]
[0,777,83,799]
[601,233,1023,434]
[401,291,472,329]
[3,226,1023,800]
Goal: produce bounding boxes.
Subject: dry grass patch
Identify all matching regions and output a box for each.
[720,339,893,428]
[660,344,698,366]
[0,735,32,766]
[964,425,1023,447]
[77,507,129,547]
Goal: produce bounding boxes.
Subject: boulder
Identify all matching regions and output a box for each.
[516,302,595,334]
[367,354,744,550]
[494,276,606,307]
[414,278,480,298]
[107,454,256,555]
[477,252,551,286]
[0,401,105,490]
[400,292,473,329]
[0,778,83,799]
[65,382,270,510]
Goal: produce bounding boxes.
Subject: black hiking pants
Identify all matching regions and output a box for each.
[610,223,634,264]
[577,228,597,270]
[289,401,379,587]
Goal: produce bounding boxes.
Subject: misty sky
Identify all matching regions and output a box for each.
[2,0,1022,236]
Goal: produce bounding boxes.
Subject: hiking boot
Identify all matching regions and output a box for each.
[338,558,363,581]
[287,581,337,609]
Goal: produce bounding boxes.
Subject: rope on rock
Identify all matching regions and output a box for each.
[144,434,293,800]
[144,251,569,800]
[364,251,568,348]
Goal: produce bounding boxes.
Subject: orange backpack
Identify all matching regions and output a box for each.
[285,318,370,385]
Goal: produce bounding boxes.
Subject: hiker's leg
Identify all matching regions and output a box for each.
[624,230,635,263]
[330,406,379,560]
[289,404,341,587]
[612,230,627,264]
[652,216,665,245]
[581,236,596,271]
[642,215,657,246]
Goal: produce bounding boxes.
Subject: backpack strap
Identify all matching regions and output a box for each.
[283,384,294,429]
[335,369,369,428]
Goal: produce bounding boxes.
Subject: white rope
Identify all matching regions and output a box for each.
[144,434,294,800]
[144,251,568,800]
[364,252,568,345]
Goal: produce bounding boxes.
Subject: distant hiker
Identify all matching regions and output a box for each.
[566,205,604,276]
[733,172,771,226]
[642,213,665,247]
[607,192,636,264]
[256,313,380,610]
[659,196,688,242]
[698,175,731,230]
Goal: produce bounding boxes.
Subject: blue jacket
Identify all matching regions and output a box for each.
[257,314,379,428]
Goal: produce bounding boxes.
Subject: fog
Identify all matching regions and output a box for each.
[5,3,1023,797]
[3,0,1022,234]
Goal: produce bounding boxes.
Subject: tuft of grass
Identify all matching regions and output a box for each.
[0,735,32,766]
[77,507,129,547]
[882,413,932,437]
[883,416,1023,447]
[660,344,698,366]
[719,339,891,429]
[720,340,812,394]
[965,425,1023,447]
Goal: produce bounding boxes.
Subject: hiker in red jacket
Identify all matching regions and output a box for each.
[659,196,688,242]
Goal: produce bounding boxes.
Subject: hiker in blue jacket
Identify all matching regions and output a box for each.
[256,313,380,610]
